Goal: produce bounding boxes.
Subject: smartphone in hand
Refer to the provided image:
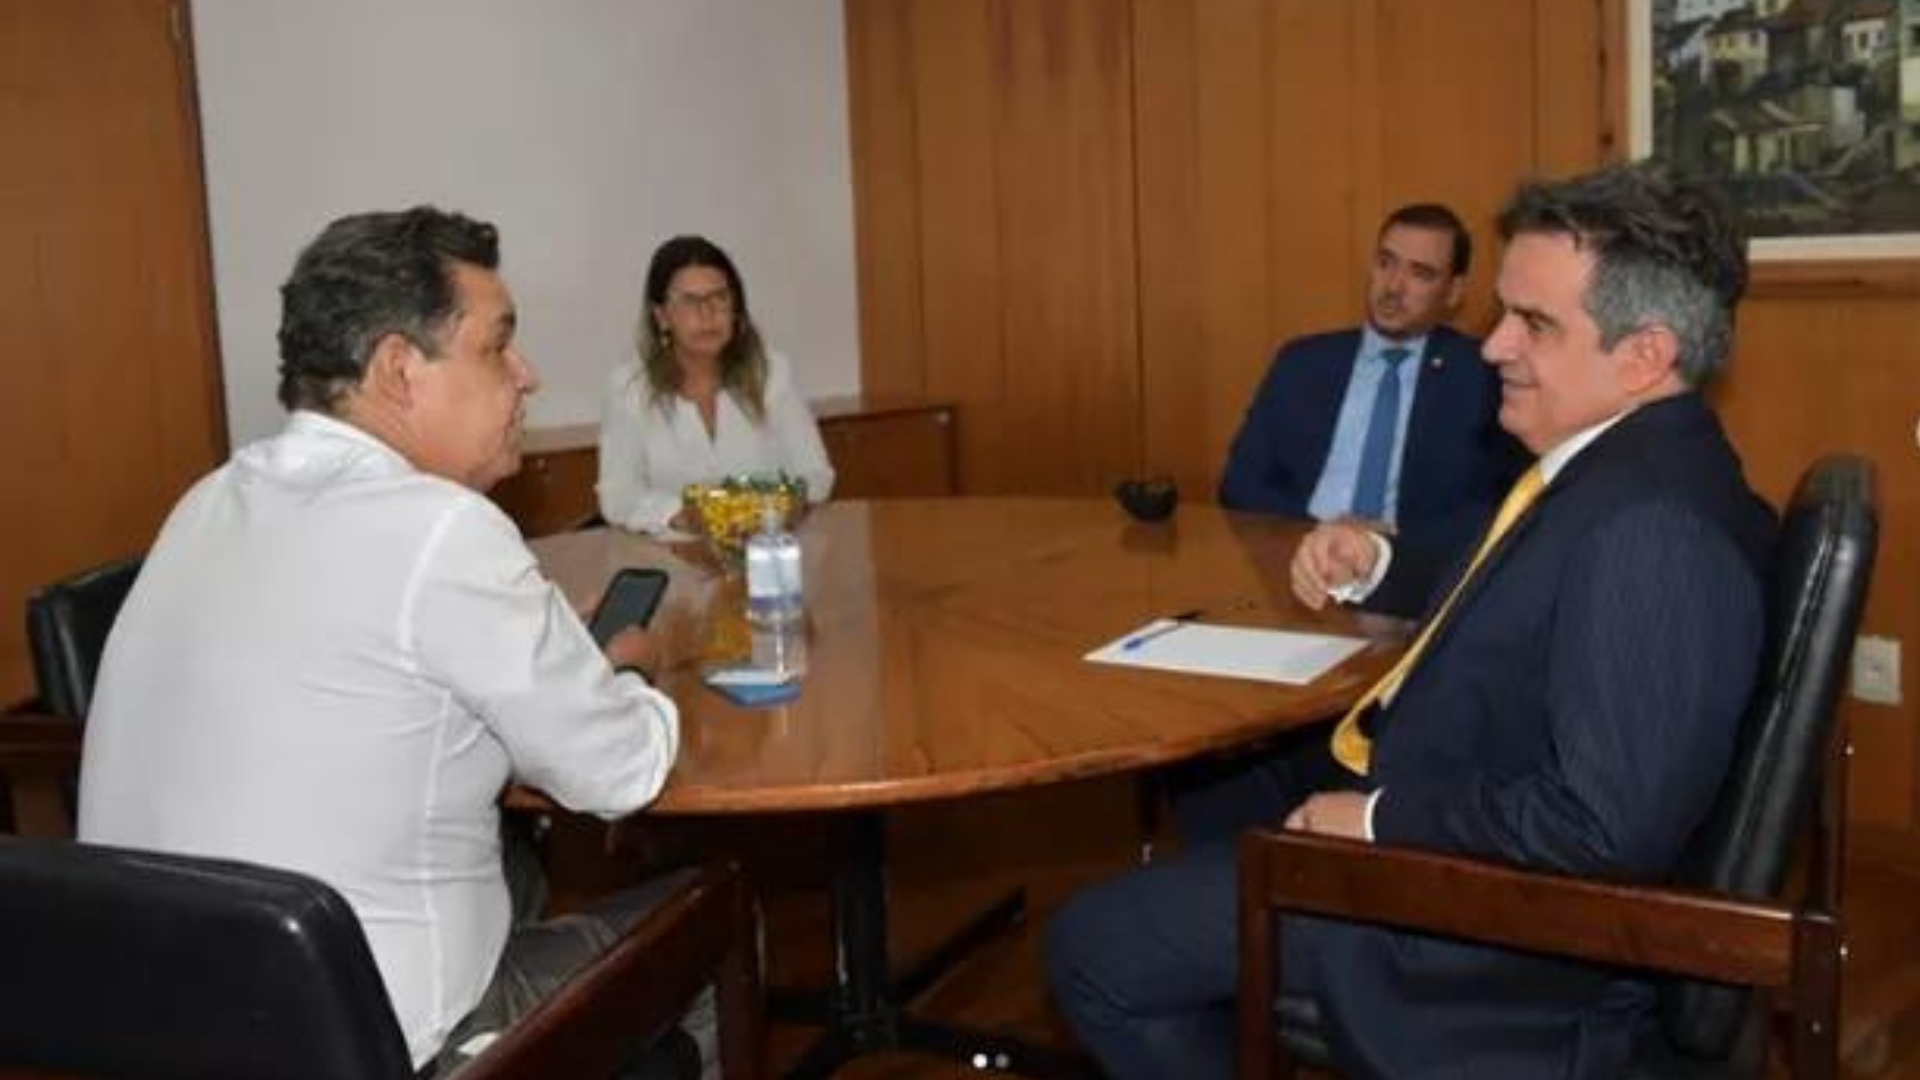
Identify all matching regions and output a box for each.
[589,568,670,647]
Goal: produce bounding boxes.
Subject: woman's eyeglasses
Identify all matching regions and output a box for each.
[666,288,736,315]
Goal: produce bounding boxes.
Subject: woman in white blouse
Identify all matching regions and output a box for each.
[597,235,835,533]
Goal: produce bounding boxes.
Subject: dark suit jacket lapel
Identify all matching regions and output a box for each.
[1427,486,1552,639]
[1401,330,1455,492]
[1413,396,1710,654]
[1299,329,1366,480]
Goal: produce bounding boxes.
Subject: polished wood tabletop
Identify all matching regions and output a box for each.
[530,498,1400,815]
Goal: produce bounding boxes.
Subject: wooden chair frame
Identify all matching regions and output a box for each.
[1236,727,1849,1080]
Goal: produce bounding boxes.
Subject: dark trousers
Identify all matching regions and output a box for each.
[429,820,713,1080]
[1047,731,1357,1080]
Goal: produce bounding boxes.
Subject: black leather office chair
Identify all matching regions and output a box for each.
[1238,453,1879,1080]
[0,837,763,1080]
[26,554,143,719]
[3,556,140,835]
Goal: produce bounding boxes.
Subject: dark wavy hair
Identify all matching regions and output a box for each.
[1498,164,1747,387]
[1382,203,1472,277]
[635,235,769,422]
[276,207,500,413]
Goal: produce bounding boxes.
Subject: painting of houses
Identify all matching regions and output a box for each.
[1642,0,1920,248]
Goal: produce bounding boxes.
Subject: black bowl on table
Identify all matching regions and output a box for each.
[1114,477,1178,523]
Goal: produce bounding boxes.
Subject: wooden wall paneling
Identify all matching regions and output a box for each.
[1597,0,1630,162]
[1533,0,1606,178]
[985,0,1141,494]
[1343,0,1386,289]
[845,0,928,398]
[1130,0,1204,495]
[885,0,1142,496]
[1371,0,1541,334]
[1137,0,1294,500]
[906,0,1005,493]
[1138,0,1365,500]
[1258,0,1365,341]
[1713,292,1920,828]
[1245,0,1374,489]
[0,0,224,703]
[1243,0,1361,485]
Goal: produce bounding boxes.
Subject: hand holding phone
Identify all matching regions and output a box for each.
[589,568,670,647]
[603,625,662,678]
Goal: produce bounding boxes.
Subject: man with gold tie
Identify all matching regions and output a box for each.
[1047,164,1775,1080]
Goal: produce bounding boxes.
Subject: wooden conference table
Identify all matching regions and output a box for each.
[525,498,1398,1079]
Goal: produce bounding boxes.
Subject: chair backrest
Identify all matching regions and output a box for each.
[0,837,416,1080]
[26,555,143,718]
[1661,454,1878,1057]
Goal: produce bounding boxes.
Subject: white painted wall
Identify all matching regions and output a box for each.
[192,0,860,446]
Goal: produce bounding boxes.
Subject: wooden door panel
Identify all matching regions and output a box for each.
[0,0,223,703]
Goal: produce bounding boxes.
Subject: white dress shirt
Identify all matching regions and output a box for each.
[77,410,680,1068]
[597,351,836,534]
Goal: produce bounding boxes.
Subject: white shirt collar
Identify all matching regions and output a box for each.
[1360,325,1428,365]
[1538,409,1633,485]
[285,408,398,453]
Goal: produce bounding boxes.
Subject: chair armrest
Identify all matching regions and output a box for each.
[1240,830,1822,983]
[463,859,763,1080]
[1237,830,1840,1080]
[0,713,82,838]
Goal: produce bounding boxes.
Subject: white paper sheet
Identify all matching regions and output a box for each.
[1084,619,1368,686]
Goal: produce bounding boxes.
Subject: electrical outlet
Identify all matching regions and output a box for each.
[1850,635,1902,706]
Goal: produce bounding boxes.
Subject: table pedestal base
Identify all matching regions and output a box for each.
[770,812,1099,1080]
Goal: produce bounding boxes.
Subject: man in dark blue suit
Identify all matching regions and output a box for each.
[1049,165,1773,1080]
[1218,204,1521,539]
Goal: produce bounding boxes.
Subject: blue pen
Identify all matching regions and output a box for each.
[1122,608,1205,651]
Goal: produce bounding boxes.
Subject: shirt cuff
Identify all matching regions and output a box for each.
[1362,789,1381,842]
[1327,533,1395,604]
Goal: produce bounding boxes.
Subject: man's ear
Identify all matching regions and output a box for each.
[1444,275,1467,313]
[1619,325,1683,394]
[362,333,421,407]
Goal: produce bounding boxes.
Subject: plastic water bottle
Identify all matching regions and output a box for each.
[745,504,802,628]
[751,623,809,677]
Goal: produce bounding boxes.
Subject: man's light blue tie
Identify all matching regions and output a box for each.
[1348,346,1411,521]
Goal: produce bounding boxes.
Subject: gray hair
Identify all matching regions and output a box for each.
[277,207,501,413]
[1498,164,1747,387]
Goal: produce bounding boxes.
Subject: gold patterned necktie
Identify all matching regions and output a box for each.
[1329,463,1548,776]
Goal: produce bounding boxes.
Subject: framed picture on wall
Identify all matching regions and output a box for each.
[1625,0,1920,261]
